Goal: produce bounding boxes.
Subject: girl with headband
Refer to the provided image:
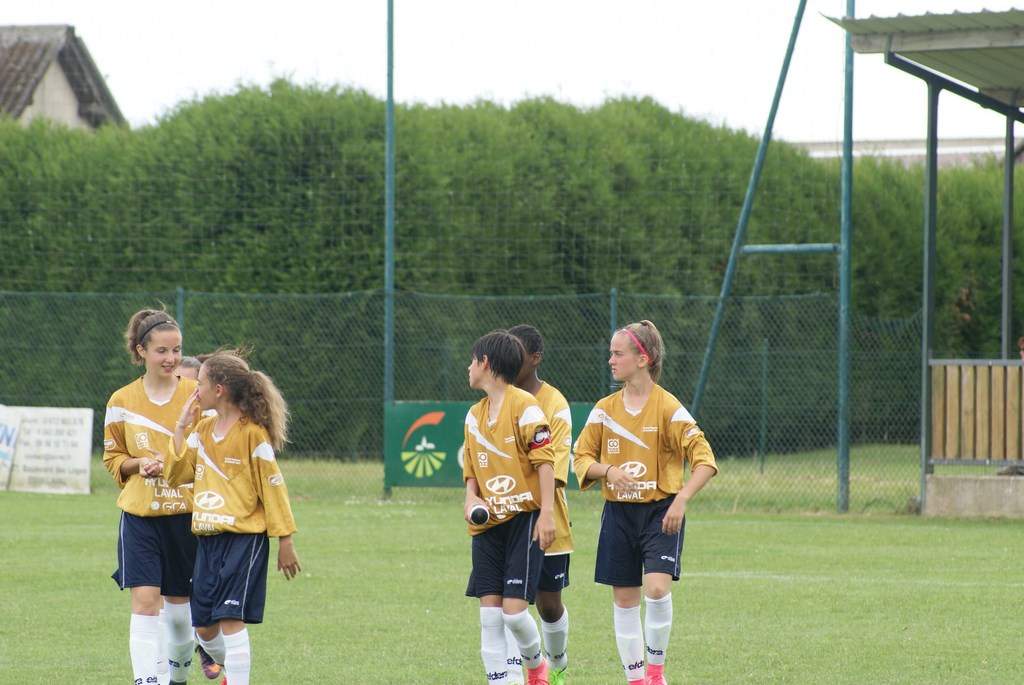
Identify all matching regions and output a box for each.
[103,308,201,685]
[572,320,718,685]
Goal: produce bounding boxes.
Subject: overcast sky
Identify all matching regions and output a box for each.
[8,0,1024,141]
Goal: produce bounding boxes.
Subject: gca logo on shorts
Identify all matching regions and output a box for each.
[194,490,225,511]
[619,461,648,478]
[486,475,517,495]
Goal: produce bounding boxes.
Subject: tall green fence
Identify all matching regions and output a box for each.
[0,289,921,511]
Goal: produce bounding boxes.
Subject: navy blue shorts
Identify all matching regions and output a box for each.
[538,553,571,593]
[465,511,543,603]
[595,498,685,587]
[191,533,269,627]
[112,512,196,597]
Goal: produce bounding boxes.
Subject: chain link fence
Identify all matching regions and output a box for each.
[1,288,920,511]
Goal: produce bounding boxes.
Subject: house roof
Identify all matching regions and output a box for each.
[0,24,125,127]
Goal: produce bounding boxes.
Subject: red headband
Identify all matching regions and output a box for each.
[620,328,651,363]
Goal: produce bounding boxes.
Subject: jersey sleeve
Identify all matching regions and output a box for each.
[517,404,555,468]
[251,440,297,538]
[572,406,604,491]
[668,406,718,475]
[163,430,198,487]
[102,403,131,488]
[548,402,572,488]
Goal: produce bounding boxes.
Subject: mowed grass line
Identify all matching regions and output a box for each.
[0,458,1020,683]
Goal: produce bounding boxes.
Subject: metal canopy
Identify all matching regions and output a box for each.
[831,9,1022,509]
[832,10,1024,106]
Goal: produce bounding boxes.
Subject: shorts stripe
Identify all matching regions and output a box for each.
[241,536,264,618]
[523,511,537,600]
[118,512,126,590]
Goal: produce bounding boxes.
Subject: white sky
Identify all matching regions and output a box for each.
[8,0,1024,141]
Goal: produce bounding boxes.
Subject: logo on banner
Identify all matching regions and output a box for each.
[400,411,447,479]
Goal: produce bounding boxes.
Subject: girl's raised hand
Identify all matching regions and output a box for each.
[176,390,201,430]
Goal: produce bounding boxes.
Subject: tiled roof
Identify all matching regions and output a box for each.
[0,25,124,127]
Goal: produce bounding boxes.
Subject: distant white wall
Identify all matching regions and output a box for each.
[19,60,90,130]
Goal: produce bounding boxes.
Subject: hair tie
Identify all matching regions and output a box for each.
[620,327,651,363]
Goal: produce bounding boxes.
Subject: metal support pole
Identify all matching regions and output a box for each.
[176,286,185,334]
[758,337,769,474]
[383,0,396,495]
[1002,115,1014,360]
[837,0,854,513]
[919,83,940,512]
[741,243,839,255]
[608,287,618,391]
[692,0,807,418]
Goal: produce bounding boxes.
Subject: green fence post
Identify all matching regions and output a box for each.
[759,337,768,474]
[176,286,185,334]
[608,288,618,392]
[383,0,396,497]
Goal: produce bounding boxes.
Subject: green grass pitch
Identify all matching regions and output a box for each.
[0,452,1020,683]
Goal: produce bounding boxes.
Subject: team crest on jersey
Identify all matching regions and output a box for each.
[134,433,150,451]
[607,438,620,454]
[477,452,489,469]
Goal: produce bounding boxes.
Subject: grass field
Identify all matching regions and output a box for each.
[1,452,1022,684]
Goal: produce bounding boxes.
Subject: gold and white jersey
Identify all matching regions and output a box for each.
[573,384,718,503]
[164,417,297,537]
[462,386,555,535]
[103,377,197,517]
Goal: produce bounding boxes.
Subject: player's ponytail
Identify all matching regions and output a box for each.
[125,307,179,364]
[203,350,290,450]
[620,319,665,382]
[243,370,289,451]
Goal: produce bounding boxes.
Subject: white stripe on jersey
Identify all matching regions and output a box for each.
[586,408,648,449]
[465,409,512,459]
[196,441,230,480]
[518,404,546,427]
[671,406,695,424]
[252,442,275,462]
[553,407,572,426]
[105,406,173,437]
[467,423,512,459]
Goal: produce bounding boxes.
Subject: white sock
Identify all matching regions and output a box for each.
[163,602,194,682]
[223,628,252,685]
[644,594,673,666]
[504,626,525,683]
[129,613,160,685]
[197,630,226,666]
[480,607,509,684]
[503,609,543,671]
[613,604,645,682]
[541,607,569,671]
[157,608,169,685]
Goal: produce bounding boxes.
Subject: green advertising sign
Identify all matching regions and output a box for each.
[384,401,593,489]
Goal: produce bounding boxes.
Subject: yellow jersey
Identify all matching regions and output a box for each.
[163,417,297,538]
[462,385,556,536]
[533,382,574,555]
[573,384,718,503]
[103,377,197,517]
